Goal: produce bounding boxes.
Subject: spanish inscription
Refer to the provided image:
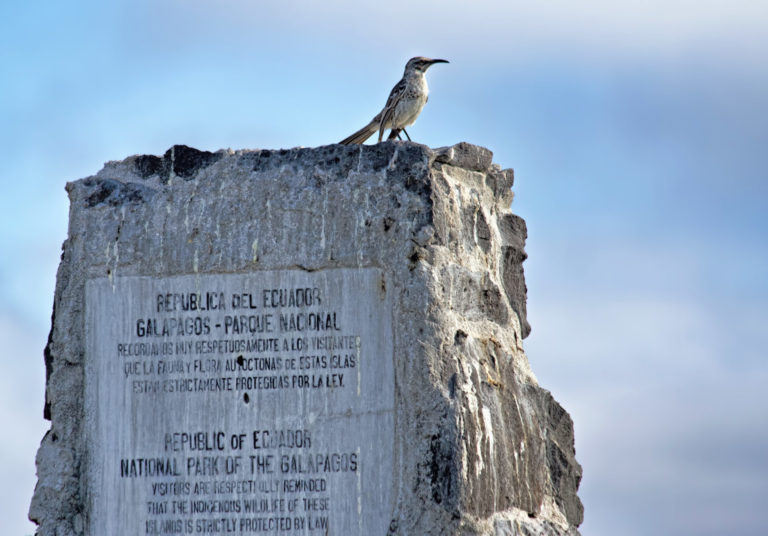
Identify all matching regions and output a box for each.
[85,270,394,535]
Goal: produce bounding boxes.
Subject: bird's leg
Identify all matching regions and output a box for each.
[402,129,412,141]
[387,129,402,141]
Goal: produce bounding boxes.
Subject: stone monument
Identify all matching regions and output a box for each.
[30,142,582,535]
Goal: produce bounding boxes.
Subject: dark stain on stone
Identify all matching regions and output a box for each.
[113,218,124,248]
[246,150,273,172]
[485,340,499,370]
[383,217,394,232]
[454,330,467,345]
[249,145,365,181]
[243,393,250,404]
[547,441,568,491]
[403,175,432,208]
[475,210,491,253]
[360,143,396,172]
[43,304,55,420]
[134,154,165,178]
[165,145,222,179]
[428,433,454,505]
[408,248,422,270]
[498,214,530,338]
[310,146,357,180]
[84,178,154,207]
[393,143,428,173]
[393,146,432,199]
[501,246,530,338]
[84,178,115,206]
[134,146,221,181]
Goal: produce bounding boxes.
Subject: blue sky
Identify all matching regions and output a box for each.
[2,1,767,534]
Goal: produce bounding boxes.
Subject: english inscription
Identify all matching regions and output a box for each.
[85,270,394,535]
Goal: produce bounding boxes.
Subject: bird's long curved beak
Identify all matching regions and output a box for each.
[429,59,449,65]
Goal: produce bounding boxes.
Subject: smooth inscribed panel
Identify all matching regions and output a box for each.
[85,269,394,535]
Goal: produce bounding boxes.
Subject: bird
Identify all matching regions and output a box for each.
[339,57,448,145]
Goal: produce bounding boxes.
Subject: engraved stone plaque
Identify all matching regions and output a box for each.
[85,269,394,535]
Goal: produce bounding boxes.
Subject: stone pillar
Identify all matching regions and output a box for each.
[30,142,582,535]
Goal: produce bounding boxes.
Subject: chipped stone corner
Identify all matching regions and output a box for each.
[31,141,581,535]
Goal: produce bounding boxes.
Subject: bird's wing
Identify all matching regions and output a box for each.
[378,78,407,141]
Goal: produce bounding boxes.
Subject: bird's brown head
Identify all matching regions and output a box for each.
[405,57,449,74]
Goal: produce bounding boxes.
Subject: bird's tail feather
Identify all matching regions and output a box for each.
[339,115,381,145]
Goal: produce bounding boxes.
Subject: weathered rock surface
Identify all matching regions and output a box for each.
[31,142,582,535]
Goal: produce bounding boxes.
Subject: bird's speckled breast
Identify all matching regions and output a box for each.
[393,76,429,128]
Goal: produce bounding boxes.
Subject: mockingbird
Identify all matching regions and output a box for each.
[339,57,448,145]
